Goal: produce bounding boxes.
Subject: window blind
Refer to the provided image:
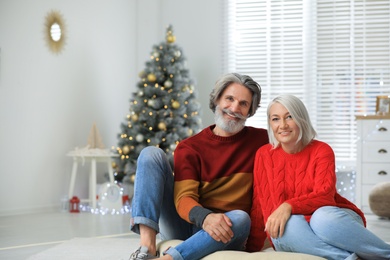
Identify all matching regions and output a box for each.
[222,0,390,163]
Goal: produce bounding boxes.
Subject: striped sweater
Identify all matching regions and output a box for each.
[247,140,366,252]
[173,125,268,226]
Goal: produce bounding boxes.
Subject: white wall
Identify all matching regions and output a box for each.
[0,0,222,216]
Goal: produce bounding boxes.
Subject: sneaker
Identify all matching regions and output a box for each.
[129,246,159,260]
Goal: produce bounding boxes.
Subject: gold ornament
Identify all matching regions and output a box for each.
[166,25,176,43]
[167,35,176,43]
[147,73,157,82]
[138,71,146,78]
[122,145,130,155]
[188,129,193,136]
[111,161,117,169]
[130,174,136,184]
[182,85,189,92]
[158,122,167,131]
[172,101,180,109]
[131,114,139,122]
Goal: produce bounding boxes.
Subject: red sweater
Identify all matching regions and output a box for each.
[247,140,365,252]
[173,125,268,225]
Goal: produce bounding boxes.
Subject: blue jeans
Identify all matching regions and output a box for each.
[130,147,251,260]
[271,206,390,260]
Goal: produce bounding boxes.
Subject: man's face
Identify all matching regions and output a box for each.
[214,83,252,135]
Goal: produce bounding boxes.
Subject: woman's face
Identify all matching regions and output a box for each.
[269,102,301,153]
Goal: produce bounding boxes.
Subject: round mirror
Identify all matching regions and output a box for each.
[45,10,66,54]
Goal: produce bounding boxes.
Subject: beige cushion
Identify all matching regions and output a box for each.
[369,182,390,218]
[157,239,326,260]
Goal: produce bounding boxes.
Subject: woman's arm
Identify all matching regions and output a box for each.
[286,142,338,215]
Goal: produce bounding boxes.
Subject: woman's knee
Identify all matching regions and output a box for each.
[311,206,333,224]
[310,206,341,238]
[311,206,351,226]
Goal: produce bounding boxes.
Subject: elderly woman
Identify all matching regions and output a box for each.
[247,94,390,260]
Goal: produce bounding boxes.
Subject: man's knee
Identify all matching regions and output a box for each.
[227,210,251,237]
[139,146,165,161]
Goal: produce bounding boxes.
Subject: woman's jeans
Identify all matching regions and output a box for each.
[271,206,390,260]
[130,147,250,260]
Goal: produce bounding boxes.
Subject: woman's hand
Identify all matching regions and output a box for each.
[202,213,233,243]
[265,202,292,238]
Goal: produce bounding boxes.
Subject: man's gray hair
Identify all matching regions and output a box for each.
[209,73,261,118]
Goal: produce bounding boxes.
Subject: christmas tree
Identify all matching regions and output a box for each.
[115,25,202,175]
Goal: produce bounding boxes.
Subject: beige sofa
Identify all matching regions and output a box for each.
[157,239,326,260]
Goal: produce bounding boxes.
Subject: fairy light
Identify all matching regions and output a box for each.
[78,199,131,215]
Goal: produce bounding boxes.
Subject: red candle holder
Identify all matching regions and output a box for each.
[69,196,80,213]
[122,195,129,205]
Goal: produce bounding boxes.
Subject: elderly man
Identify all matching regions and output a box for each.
[129,73,268,260]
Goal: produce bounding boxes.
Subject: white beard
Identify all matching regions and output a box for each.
[214,105,247,135]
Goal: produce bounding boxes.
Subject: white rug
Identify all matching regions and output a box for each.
[28,237,141,260]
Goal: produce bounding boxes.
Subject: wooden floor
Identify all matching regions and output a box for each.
[0,210,389,260]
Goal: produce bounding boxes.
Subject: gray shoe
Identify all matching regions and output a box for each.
[129,246,159,260]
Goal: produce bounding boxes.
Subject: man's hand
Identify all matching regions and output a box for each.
[265,202,292,238]
[202,213,234,243]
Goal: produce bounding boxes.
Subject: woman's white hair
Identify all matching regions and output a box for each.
[267,94,317,148]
